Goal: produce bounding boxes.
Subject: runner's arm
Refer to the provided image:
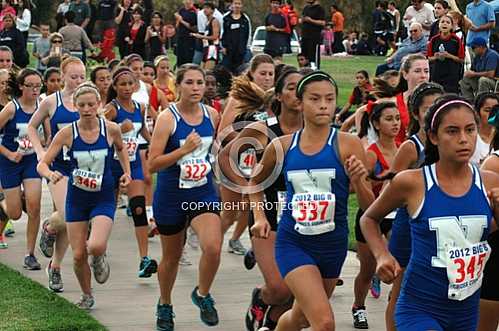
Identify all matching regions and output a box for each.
[28,95,54,159]
[36,126,70,179]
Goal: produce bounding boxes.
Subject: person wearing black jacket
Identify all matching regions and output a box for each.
[174,0,197,66]
[221,0,250,74]
[300,0,325,69]
[0,13,27,68]
[127,6,147,60]
[94,0,117,43]
[115,0,133,58]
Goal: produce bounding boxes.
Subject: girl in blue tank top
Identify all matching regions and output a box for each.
[104,66,158,280]
[149,64,222,331]
[385,82,444,331]
[250,71,374,331]
[28,57,86,292]
[38,83,131,310]
[0,69,44,270]
[361,95,499,331]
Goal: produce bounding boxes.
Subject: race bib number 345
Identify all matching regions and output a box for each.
[445,241,490,301]
[291,192,335,235]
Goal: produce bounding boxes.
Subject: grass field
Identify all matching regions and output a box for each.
[0,264,106,331]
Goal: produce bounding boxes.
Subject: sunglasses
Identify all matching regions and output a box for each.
[409,29,419,33]
[52,40,62,43]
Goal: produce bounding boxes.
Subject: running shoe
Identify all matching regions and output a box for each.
[179,249,192,266]
[39,219,56,258]
[244,248,256,270]
[91,254,110,284]
[336,278,344,286]
[245,287,268,331]
[138,256,158,278]
[148,219,159,238]
[156,301,175,331]
[4,220,14,237]
[46,261,64,292]
[118,194,128,209]
[23,254,41,270]
[191,286,219,326]
[352,305,369,329]
[0,234,7,249]
[75,294,95,310]
[187,227,199,250]
[228,239,246,255]
[370,275,381,299]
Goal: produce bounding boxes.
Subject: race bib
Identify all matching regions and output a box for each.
[72,169,103,192]
[179,158,212,189]
[239,148,256,177]
[276,191,287,223]
[445,241,491,301]
[146,116,154,134]
[115,136,138,162]
[291,192,336,235]
[16,135,34,155]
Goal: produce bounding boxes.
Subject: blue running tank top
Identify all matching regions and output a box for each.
[278,128,350,247]
[50,91,80,167]
[389,134,426,266]
[67,118,114,192]
[110,99,143,167]
[400,163,492,312]
[155,103,216,201]
[1,98,39,155]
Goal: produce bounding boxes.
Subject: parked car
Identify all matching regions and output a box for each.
[250,26,301,54]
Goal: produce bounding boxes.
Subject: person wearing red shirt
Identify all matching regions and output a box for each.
[330,4,345,53]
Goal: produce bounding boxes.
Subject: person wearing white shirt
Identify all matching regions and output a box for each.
[16,0,31,48]
[193,1,224,65]
[403,0,435,36]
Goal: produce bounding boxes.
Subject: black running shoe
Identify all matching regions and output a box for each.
[244,248,256,270]
[352,305,369,329]
[156,301,175,331]
[245,287,268,331]
[191,286,219,326]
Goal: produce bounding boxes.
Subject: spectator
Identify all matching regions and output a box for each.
[0,45,13,69]
[429,0,450,39]
[59,11,94,61]
[300,0,326,68]
[343,31,358,55]
[459,37,499,101]
[85,0,97,38]
[322,23,334,55]
[297,52,309,68]
[387,1,400,38]
[372,1,394,56]
[0,13,27,67]
[193,0,223,65]
[115,0,133,58]
[402,0,435,36]
[174,0,197,66]
[465,0,496,47]
[330,4,344,53]
[280,0,299,54]
[204,70,222,112]
[263,0,288,61]
[335,70,372,124]
[56,0,71,30]
[41,33,70,68]
[221,0,251,74]
[15,0,30,48]
[427,14,464,93]
[94,0,117,43]
[126,6,146,59]
[69,0,91,28]
[153,55,176,103]
[375,22,427,76]
[356,32,373,55]
[145,11,166,62]
[192,2,221,69]
[33,23,51,74]
[0,0,16,31]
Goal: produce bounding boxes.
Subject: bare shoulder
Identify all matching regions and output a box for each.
[480,169,499,191]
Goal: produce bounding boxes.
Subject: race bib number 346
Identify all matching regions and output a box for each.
[291,192,335,235]
[72,169,103,192]
[446,241,490,301]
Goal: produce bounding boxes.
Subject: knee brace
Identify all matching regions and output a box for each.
[129,196,147,227]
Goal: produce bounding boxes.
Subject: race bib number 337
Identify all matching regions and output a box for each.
[291,192,335,235]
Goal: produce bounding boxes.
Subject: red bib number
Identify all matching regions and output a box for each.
[239,148,256,177]
[72,169,103,192]
[115,136,138,162]
[179,158,211,189]
[291,192,336,235]
[16,135,33,155]
[445,241,491,301]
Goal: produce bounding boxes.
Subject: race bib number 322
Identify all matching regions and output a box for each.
[179,158,211,189]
